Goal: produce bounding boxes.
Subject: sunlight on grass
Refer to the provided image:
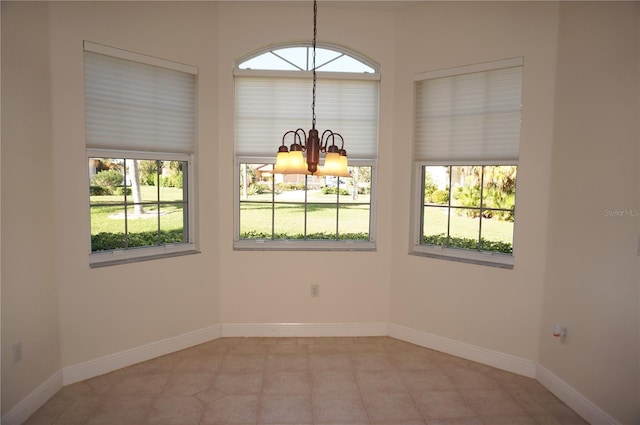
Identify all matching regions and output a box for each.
[240,193,370,238]
[422,207,514,253]
[90,185,184,204]
[90,186,186,236]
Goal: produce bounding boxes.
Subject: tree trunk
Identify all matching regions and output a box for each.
[128,160,145,215]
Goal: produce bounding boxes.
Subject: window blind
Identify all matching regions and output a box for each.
[84,48,196,154]
[235,76,379,159]
[414,64,522,164]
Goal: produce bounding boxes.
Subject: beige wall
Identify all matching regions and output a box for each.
[1,2,61,413]
[216,2,395,326]
[389,2,559,361]
[46,1,222,367]
[1,1,639,423]
[540,3,640,424]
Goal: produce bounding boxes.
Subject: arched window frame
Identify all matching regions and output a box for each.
[235,42,380,74]
[233,43,380,251]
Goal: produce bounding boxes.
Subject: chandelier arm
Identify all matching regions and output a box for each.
[294,128,307,149]
[320,129,335,151]
[282,130,298,146]
[333,133,345,150]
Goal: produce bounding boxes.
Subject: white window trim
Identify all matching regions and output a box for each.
[84,41,198,267]
[234,44,379,251]
[84,41,198,75]
[414,57,523,82]
[410,58,522,268]
[88,149,197,267]
[236,42,380,75]
[233,157,378,251]
[234,69,381,81]
[409,162,516,269]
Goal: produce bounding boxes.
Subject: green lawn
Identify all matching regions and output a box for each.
[91,186,513,252]
[91,185,184,205]
[240,202,371,237]
[423,207,514,242]
[90,204,185,235]
[240,189,371,238]
[422,206,514,252]
[90,186,187,251]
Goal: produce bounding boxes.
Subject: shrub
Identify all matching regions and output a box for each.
[431,189,449,205]
[422,233,512,254]
[138,160,159,186]
[247,182,270,195]
[89,185,109,196]
[161,170,183,188]
[91,169,123,192]
[482,188,515,222]
[91,229,185,251]
[240,231,369,241]
[275,182,305,192]
[424,171,438,201]
[453,185,515,221]
[321,186,350,196]
[91,170,122,195]
[115,186,132,196]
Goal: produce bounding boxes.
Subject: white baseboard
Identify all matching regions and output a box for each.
[1,370,63,425]
[62,324,221,385]
[536,364,621,425]
[221,322,389,338]
[388,323,537,378]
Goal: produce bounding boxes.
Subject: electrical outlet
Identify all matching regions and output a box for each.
[12,342,22,364]
[311,284,320,298]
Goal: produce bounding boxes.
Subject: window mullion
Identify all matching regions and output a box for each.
[157,162,161,246]
[271,174,276,240]
[478,166,485,251]
[446,166,452,248]
[304,177,309,239]
[419,167,426,245]
[335,179,341,240]
[123,159,130,249]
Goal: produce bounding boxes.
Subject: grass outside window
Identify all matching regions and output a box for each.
[420,165,516,255]
[239,163,372,241]
[89,158,189,253]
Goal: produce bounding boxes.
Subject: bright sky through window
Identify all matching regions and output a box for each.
[239,47,375,73]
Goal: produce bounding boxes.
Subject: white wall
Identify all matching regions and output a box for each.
[389,1,559,362]
[1,2,61,413]
[216,2,395,328]
[540,3,640,424]
[46,2,221,368]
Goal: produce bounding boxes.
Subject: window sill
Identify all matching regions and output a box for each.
[410,245,514,269]
[90,245,199,268]
[234,239,376,252]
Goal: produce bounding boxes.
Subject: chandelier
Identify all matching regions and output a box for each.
[273,0,350,177]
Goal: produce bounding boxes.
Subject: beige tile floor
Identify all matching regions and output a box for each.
[23,336,588,425]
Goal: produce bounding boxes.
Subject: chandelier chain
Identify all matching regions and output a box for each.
[311,0,317,129]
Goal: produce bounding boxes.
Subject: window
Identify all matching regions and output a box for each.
[234,45,379,250]
[84,42,197,266]
[412,58,523,267]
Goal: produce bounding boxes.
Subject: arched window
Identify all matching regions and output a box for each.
[234,44,380,250]
[238,45,376,73]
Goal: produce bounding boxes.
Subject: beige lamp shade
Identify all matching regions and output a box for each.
[286,150,309,175]
[274,151,290,174]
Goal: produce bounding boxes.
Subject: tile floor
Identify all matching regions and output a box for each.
[23,336,588,425]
